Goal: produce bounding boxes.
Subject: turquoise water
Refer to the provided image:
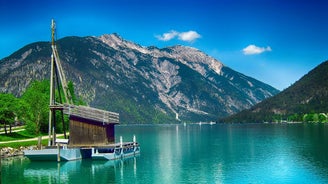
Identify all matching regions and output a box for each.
[2,123,328,183]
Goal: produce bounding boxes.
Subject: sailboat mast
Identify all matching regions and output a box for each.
[48,19,74,146]
[48,19,56,146]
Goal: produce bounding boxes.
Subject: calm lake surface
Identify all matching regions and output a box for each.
[2,123,328,183]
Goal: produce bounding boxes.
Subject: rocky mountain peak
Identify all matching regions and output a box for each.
[98,33,149,54]
[165,45,223,76]
[98,33,123,48]
[0,35,279,123]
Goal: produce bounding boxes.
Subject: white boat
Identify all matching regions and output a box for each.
[92,143,140,160]
[24,147,82,161]
[193,121,216,125]
[91,135,140,160]
[24,136,140,161]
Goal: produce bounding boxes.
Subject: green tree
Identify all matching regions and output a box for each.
[0,93,24,134]
[312,113,319,122]
[67,81,85,105]
[318,113,327,123]
[22,80,50,135]
[303,113,314,122]
[288,114,298,122]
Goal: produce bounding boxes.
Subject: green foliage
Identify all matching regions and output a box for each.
[302,113,327,123]
[0,93,25,134]
[21,80,50,135]
[68,81,86,105]
[287,113,302,122]
[67,81,76,103]
[105,96,177,124]
[318,113,327,122]
[24,119,37,135]
[21,80,80,135]
[0,79,84,137]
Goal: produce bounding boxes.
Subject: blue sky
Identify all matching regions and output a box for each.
[1,0,328,90]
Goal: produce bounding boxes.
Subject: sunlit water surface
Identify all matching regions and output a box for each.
[2,123,328,183]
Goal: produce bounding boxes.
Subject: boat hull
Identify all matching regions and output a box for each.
[24,148,82,161]
[24,142,140,161]
[91,145,140,160]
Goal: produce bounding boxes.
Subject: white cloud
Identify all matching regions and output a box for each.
[178,31,201,42]
[156,30,178,41]
[156,30,201,42]
[243,44,272,55]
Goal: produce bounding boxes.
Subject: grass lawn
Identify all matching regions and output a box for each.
[0,139,48,149]
[0,130,37,142]
[0,125,25,132]
[0,129,67,148]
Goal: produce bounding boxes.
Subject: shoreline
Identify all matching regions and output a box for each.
[1,146,37,158]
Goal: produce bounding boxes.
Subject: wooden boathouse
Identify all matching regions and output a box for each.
[64,105,119,147]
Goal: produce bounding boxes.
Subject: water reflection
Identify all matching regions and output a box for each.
[2,156,138,184]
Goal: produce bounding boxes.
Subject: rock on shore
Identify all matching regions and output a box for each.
[1,146,36,157]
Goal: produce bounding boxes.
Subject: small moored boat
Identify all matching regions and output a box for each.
[92,136,140,160]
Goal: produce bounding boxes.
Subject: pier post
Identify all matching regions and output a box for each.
[120,136,123,158]
[57,143,60,162]
[133,135,136,155]
[37,136,42,150]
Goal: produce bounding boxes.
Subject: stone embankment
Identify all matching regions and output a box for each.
[1,146,37,158]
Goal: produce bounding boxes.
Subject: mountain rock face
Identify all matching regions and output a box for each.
[0,34,279,123]
[223,60,328,123]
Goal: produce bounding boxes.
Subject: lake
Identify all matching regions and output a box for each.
[2,123,328,183]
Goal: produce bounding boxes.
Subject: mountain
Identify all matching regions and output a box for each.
[0,33,279,123]
[222,60,328,123]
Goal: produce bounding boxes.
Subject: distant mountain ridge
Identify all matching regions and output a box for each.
[222,60,328,123]
[0,34,279,123]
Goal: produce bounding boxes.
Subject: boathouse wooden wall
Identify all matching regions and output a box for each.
[68,115,115,147]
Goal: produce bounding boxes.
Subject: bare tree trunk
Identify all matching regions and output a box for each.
[4,122,7,135]
[36,112,41,135]
[37,136,42,150]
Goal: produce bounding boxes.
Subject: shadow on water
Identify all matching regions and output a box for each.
[295,123,328,174]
